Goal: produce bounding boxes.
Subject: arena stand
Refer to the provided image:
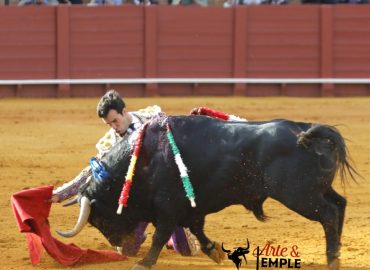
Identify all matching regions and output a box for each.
[0,5,370,97]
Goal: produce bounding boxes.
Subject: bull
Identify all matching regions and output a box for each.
[57,115,357,270]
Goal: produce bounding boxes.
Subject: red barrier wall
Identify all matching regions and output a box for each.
[0,5,370,97]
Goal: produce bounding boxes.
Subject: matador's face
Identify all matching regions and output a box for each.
[102,108,131,137]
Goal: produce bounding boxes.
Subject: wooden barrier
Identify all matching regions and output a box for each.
[0,5,369,97]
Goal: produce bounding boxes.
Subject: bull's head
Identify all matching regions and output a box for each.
[56,138,136,243]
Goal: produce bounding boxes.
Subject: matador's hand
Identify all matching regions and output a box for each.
[190,107,203,115]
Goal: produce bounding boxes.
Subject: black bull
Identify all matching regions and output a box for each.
[59,115,357,270]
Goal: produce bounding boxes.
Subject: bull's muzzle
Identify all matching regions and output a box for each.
[56,196,91,238]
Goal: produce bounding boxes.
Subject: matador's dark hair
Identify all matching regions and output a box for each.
[97,89,126,118]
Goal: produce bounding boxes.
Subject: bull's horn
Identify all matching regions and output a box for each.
[56,196,91,238]
[62,196,78,207]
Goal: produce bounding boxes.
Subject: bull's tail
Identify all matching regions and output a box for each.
[297,124,359,186]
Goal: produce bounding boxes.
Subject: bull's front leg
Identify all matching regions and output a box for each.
[189,216,225,264]
[130,222,175,270]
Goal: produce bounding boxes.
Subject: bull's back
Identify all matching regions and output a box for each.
[168,117,309,163]
[159,117,312,208]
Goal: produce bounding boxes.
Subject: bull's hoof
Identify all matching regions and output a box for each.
[208,242,225,264]
[130,263,150,270]
[328,258,340,270]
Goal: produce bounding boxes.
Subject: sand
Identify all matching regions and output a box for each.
[1,97,369,270]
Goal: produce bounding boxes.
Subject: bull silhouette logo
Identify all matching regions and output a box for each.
[222,239,250,270]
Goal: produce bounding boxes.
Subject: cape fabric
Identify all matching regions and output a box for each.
[11,185,126,266]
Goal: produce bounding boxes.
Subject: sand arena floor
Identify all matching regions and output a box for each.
[0,97,369,270]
